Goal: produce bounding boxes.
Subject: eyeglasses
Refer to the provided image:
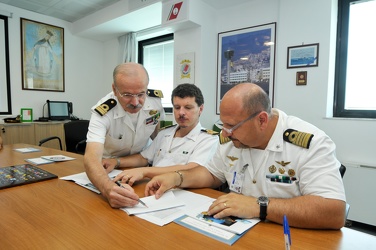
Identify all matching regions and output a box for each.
[115,85,146,99]
[215,111,261,135]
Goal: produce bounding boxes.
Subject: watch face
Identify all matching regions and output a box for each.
[258,196,269,204]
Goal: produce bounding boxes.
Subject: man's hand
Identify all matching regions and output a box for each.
[103,179,140,208]
[114,167,147,186]
[207,193,258,219]
[144,172,180,198]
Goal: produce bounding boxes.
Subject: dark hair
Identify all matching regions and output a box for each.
[171,83,204,106]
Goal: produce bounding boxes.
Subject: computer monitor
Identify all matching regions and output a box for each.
[47,101,71,121]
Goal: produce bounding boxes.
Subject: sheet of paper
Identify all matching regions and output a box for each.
[136,189,215,226]
[14,147,41,153]
[60,170,122,194]
[41,155,75,161]
[25,157,54,165]
[121,190,185,215]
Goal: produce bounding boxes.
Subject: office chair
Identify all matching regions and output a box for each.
[39,120,89,154]
[339,164,351,220]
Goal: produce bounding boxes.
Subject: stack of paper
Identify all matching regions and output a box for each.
[25,155,75,165]
[60,170,122,194]
[121,191,185,215]
[174,199,260,245]
[14,147,41,153]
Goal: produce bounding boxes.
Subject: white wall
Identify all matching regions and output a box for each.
[0,3,108,121]
[165,0,376,167]
[2,0,375,168]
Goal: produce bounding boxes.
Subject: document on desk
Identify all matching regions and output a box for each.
[14,147,41,153]
[121,190,185,215]
[135,189,216,226]
[60,170,122,194]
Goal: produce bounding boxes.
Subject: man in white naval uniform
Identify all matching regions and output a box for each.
[84,62,164,208]
[110,83,219,186]
[145,83,346,230]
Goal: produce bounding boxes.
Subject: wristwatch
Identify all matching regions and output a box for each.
[257,196,269,221]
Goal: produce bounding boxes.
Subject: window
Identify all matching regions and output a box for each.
[138,34,174,113]
[334,0,376,118]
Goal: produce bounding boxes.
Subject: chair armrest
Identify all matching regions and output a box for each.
[39,136,62,150]
[75,139,87,154]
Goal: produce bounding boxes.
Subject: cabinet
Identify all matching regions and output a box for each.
[1,121,66,150]
[1,123,35,145]
[343,163,376,227]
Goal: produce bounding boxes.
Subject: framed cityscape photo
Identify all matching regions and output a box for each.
[216,23,276,114]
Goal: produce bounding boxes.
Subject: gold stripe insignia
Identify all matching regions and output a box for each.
[219,131,231,144]
[201,129,219,135]
[94,98,117,116]
[283,129,314,149]
[147,89,164,98]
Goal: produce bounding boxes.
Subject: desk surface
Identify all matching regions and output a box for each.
[1,144,375,249]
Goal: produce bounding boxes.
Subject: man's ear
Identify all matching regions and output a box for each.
[112,83,117,95]
[199,104,204,115]
[258,111,269,128]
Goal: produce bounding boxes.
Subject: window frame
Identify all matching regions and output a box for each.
[138,33,174,113]
[334,0,376,118]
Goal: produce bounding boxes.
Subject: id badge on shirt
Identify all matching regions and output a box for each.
[229,164,248,194]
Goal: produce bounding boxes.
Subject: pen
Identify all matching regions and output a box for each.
[115,181,148,208]
[283,215,291,250]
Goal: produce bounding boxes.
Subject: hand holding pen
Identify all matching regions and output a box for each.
[115,181,148,208]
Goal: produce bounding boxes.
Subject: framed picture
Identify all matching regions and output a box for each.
[0,15,12,114]
[20,18,65,92]
[20,108,33,122]
[287,43,319,68]
[216,23,276,114]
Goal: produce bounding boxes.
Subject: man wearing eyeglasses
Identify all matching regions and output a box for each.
[84,62,165,208]
[145,83,346,230]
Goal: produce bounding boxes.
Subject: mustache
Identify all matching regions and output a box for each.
[126,104,142,109]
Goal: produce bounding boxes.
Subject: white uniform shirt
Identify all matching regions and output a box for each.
[206,109,346,201]
[141,122,219,167]
[86,92,165,158]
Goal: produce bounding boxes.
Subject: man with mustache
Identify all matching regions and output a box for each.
[145,83,346,230]
[109,83,219,188]
[84,62,165,208]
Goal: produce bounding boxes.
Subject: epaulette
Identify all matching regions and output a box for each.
[219,131,231,144]
[147,89,164,98]
[94,98,117,116]
[201,129,219,135]
[160,124,177,130]
[283,129,314,149]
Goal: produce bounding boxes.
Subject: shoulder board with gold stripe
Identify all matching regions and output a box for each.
[94,98,117,116]
[219,132,231,144]
[201,129,219,135]
[160,124,177,130]
[147,89,164,98]
[283,129,314,149]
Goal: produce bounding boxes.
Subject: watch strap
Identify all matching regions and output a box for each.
[259,203,267,221]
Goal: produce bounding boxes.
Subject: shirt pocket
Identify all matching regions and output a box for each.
[265,178,301,198]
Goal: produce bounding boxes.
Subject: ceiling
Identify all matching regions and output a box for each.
[0,0,252,41]
[0,0,121,22]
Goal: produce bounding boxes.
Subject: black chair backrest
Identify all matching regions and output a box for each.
[64,120,89,154]
[339,164,346,178]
